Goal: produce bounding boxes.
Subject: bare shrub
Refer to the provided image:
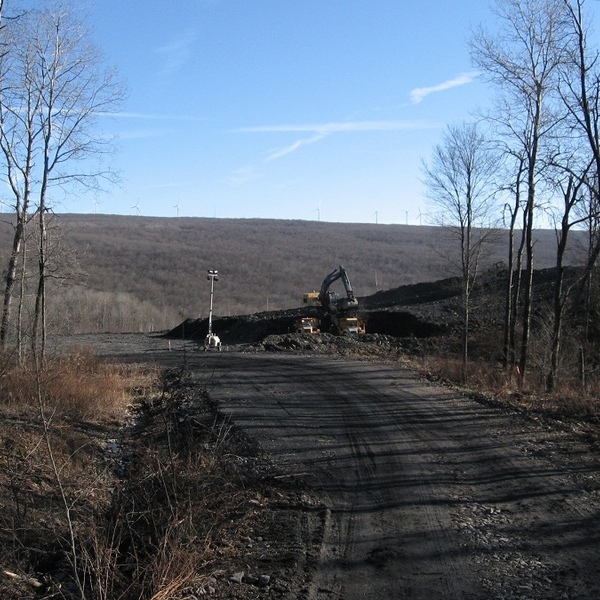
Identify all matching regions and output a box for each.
[0,357,269,599]
[0,347,151,419]
[420,350,600,420]
[422,355,511,391]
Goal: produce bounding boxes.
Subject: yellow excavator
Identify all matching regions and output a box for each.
[299,266,366,335]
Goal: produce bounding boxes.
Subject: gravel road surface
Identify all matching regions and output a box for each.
[57,334,600,599]
[196,351,600,599]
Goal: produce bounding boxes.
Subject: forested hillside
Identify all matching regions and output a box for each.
[0,213,583,334]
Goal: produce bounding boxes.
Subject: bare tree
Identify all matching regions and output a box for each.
[545,162,592,390]
[560,0,600,284]
[0,1,123,357]
[561,0,600,180]
[539,0,600,388]
[579,177,600,389]
[422,122,499,381]
[501,151,527,370]
[471,0,572,384]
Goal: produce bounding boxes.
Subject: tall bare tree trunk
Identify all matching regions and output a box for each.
[503,159,525,370]
[518,91,542,385]
[519,189,535,385]
[1,213,26,346]
[547,183,572,391]
[17,233,28,363]
[508,210,528,374]
[32,209,47,359]
[582,194,599,390]
[461,276,470,382]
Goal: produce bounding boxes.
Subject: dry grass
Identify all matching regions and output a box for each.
[419,352,600,421]
[0,349,156,599]
[0,346,151,420]
[0,351,268,599]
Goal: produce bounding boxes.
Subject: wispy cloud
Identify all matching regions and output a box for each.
[410,72,480,105]
[265,133,327,161]
[155,29,197,78]
[99,111,206,140]
[239,119,438,161]
[239,120,435,134]
[100,111,204,121]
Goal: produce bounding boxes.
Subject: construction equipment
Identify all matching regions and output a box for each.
[339,316,366,335]
[295,316,320,334]
[318,265,359,312]
[301,265,366,335]
[204,269,222,351]
[302,291,320,306]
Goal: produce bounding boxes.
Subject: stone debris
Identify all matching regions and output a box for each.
[452,498,563,599]
[229,571,271,588]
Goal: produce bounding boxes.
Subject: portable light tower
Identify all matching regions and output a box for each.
[204,269,222,351]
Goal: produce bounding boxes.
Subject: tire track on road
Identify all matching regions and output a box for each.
[172,351,600,599]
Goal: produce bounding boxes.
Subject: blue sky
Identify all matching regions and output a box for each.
[80,0,494,224]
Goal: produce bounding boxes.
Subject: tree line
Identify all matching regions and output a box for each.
[422,0,600,392]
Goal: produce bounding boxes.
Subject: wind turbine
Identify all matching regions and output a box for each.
[373,210,379,224]
[92,199,100,214]
[132,200,140,215]
[314,203,321,222]
[174,203,179,218]
[417,209,422,226]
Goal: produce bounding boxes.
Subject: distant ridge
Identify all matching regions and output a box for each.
[0,214,584,333]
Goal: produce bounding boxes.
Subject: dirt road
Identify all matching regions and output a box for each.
[73,335,600,598]
[165,348,599,599]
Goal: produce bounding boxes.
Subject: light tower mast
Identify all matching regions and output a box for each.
[204,270,222,351]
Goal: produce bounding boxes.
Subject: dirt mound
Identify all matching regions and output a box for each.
[166,309,304,344]
[361,275,463,309]
[165,277,464,345]
[257,332,444,362]
[166,269,570,347]
[166,308,450,346]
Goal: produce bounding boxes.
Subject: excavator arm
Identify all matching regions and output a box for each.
[319,265,358,310]
[301,265,365,335]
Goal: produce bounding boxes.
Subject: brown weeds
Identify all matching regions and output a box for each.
[0,346,148,420]
[419,353,600,421]
[0,351,266,599]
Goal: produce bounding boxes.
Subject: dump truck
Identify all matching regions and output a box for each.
[294,316,320,334]
[339,316,366,335]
